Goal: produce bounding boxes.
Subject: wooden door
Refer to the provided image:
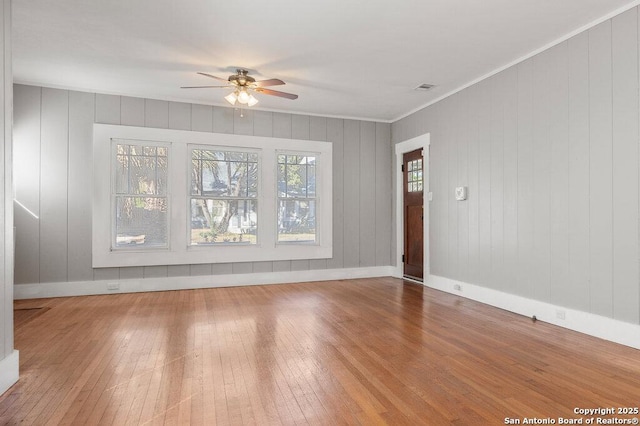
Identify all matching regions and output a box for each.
[403,149,424,280]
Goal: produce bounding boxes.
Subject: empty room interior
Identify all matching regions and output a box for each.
[1,0,640,424]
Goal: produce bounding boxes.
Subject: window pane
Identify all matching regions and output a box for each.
[277,154,316,198]
[116,154,129,193]
[307,165,316,197]
[116,143,167,195]
[285,163,306,196]
[278,200,316,243]
[190,199,257,245]
[115,196,168,248]
[191,149,258,198]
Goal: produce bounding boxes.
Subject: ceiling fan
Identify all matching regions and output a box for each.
[181,68,298,107]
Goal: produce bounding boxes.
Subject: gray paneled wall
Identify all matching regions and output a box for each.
[1,0,13,362]
[392,7,640,325]
[13,86,392,285]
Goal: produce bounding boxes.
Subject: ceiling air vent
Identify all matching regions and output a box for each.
[415,83,435,91]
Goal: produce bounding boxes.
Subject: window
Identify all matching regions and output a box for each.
[277,153,316,243]
[190,149,258,245]
[93,124,332,268]
[113,141,169,249]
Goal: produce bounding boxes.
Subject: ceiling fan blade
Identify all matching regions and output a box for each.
[253,78,285,88]
[197,72,229,83]
[181,85,229,89]
[255,88,298,100]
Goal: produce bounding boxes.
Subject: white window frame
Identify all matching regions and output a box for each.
[93,124,332,268]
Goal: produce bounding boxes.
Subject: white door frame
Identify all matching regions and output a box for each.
[393,133,430,280]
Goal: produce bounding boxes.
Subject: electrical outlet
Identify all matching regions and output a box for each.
[556,310,566,320]
[106,282,119,291]
[453,284,462,291]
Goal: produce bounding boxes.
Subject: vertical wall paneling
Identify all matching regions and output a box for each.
[232,262,253,274]
[119,96,146,280]
[612,9,639,323]
[589,21,614,317]
[191,104,213,132]
[326,118,345,269]
[67,91,95,282]
[13,85,41,285]
[120,96,145,127]
[490,74,505,290]
[466,85,481,282]
[273,112,292,138]
[95,94,120,125]
[309,116,328,270]
[1,0,14,369]
[567,32,591,312]
[516,59,535,299]
[532,50,552,302]
[168,102,192,131]
[167,265,190,278]
[446,97,459,280]
[144,99,169,129]
[457,91,470,283]
[502,67,518,290]
[39,88,69,283]
[189,263,213,276]
[477,80,492,286]
[212,263,233,275]
[548,43,570,306]
[375,122,392,267]
[343,120,361,268]
[233,108,254,136]
[430,105,445,276]
[359,121,376,267]
[391,8,640,327]
[252,111,273,137]
[213,106,234,134]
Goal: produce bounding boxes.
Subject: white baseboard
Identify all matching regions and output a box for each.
[14,266,395,300]
[15,268,638,350]
[0,350,19,396]
[425,274,640,350]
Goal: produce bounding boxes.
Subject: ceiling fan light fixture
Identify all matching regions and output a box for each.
[247,94,259,107]
[183,69,297,107]
[237,89,251,104]
[224,91,238,105]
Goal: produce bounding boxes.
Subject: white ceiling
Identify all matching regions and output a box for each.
[12,0,639,122]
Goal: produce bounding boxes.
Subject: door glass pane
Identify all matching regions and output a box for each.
[406,157,424,193]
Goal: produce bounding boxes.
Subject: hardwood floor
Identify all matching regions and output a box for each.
[1,278,639,425]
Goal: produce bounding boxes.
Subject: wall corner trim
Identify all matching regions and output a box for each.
[13,266,395,300]
[426,275,640,350]
[0,350,19,396]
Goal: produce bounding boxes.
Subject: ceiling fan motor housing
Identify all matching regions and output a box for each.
[229,69,255,87]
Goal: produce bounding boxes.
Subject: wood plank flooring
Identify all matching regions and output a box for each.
[1,277,639,425]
